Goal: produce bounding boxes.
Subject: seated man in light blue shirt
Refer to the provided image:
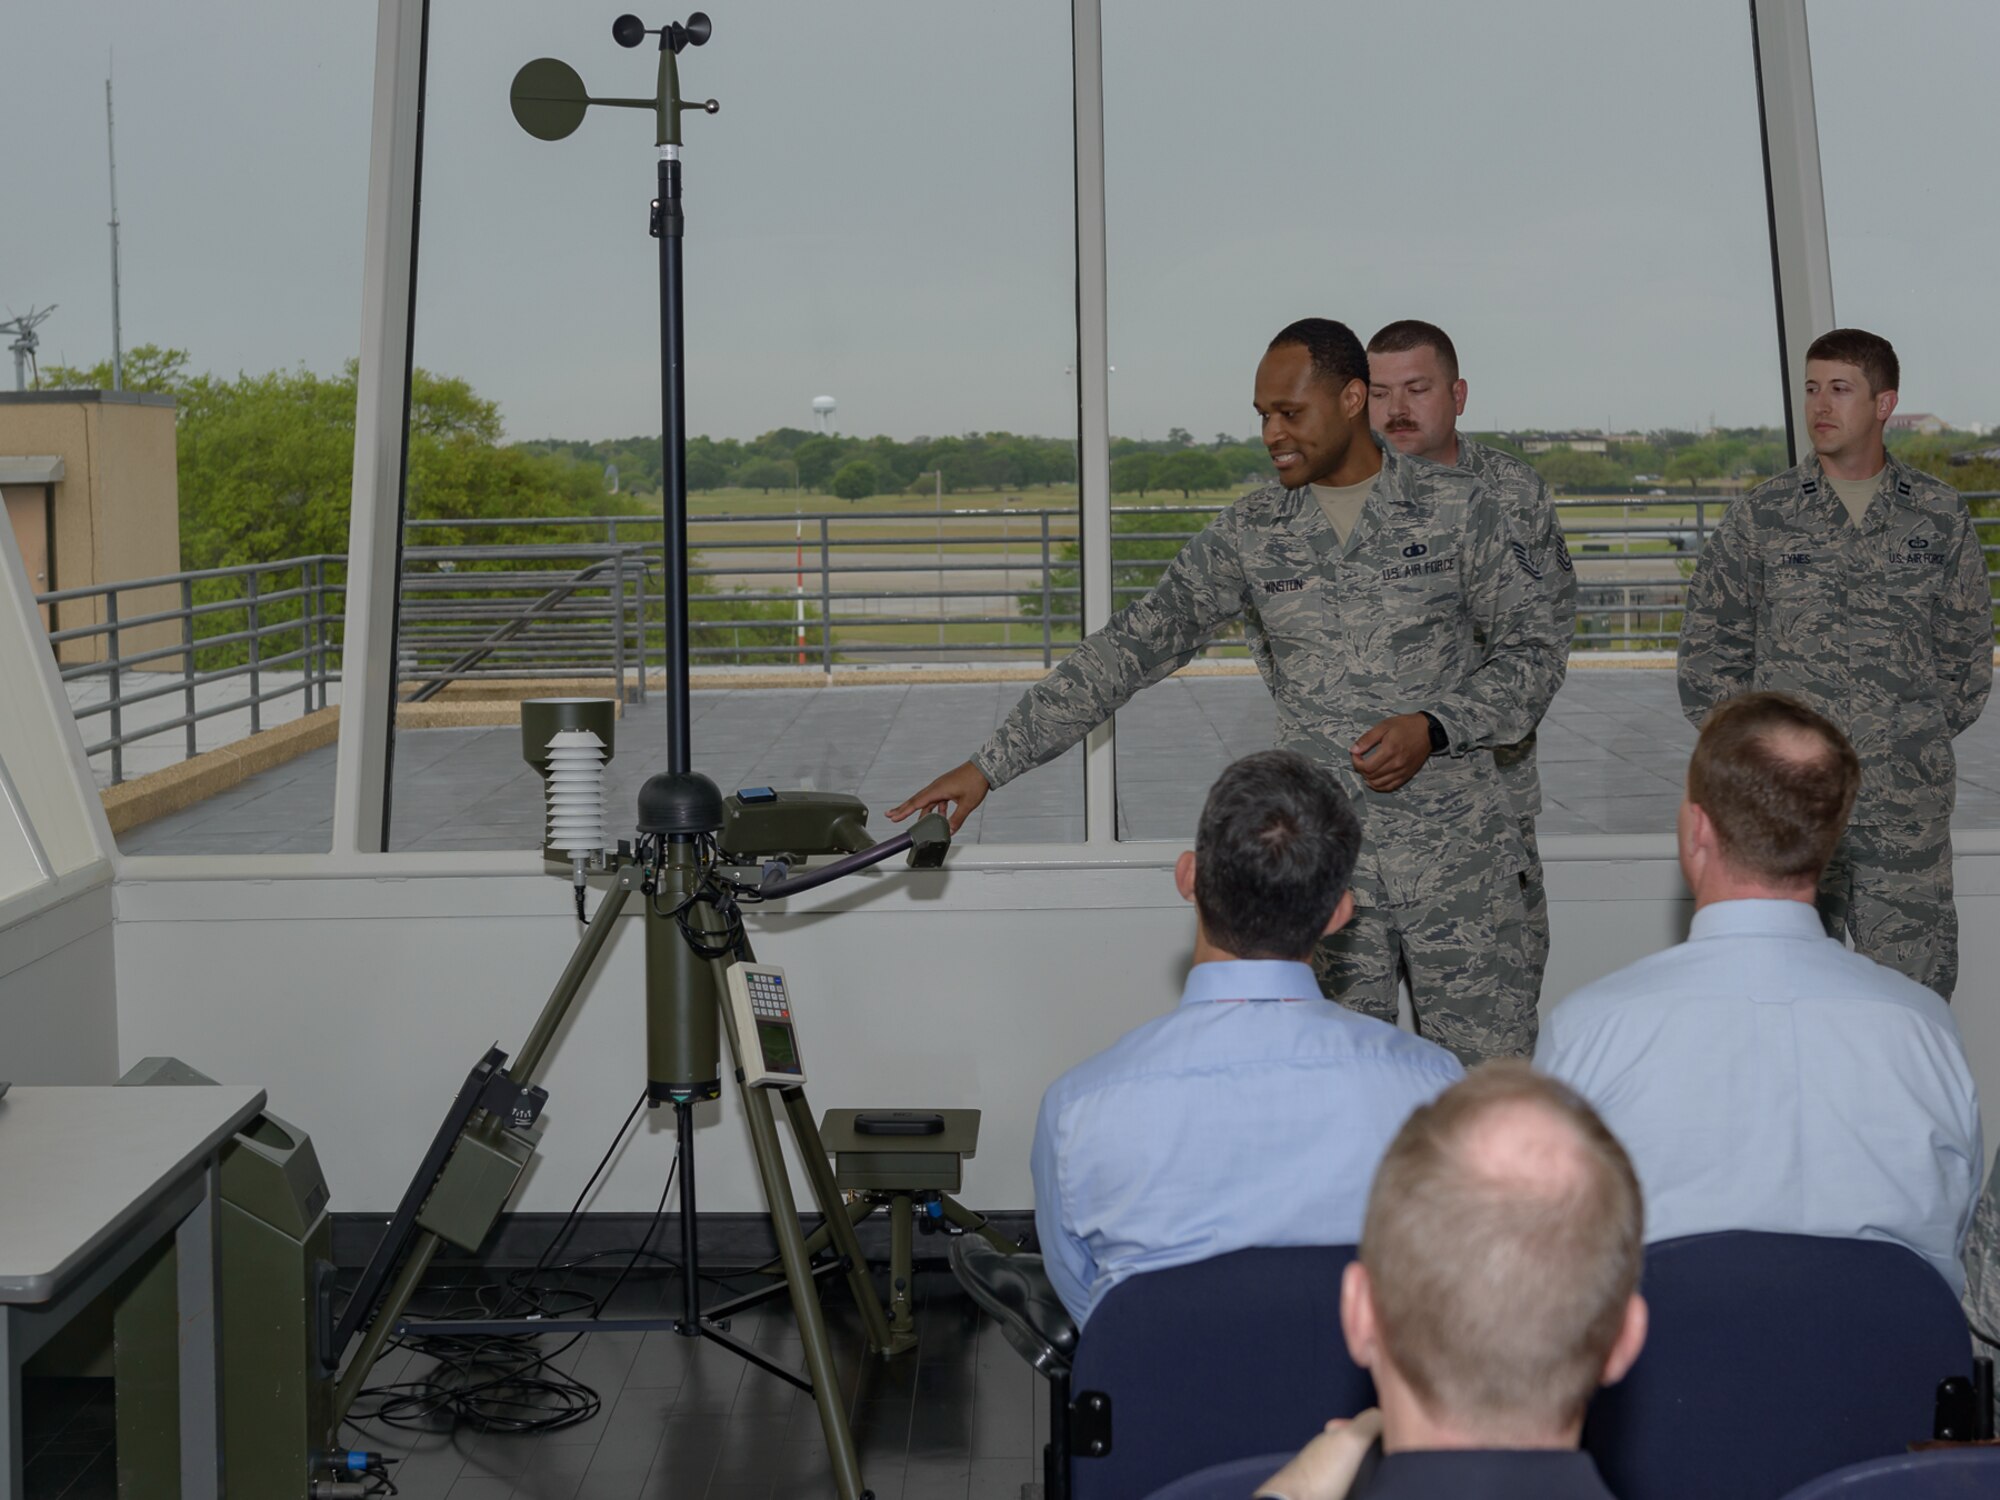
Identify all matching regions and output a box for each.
[1032,749,1465,1326]
[1537,691,1982,1292]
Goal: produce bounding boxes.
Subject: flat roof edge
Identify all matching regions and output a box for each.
[0,389,178,409]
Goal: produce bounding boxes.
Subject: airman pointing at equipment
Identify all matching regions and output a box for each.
[890,319,1568,1063]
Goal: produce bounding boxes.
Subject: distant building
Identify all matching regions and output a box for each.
[1950,441,2000,466]
[1886,412,1949,436]
[1,389,183,663]
[1519,431,1611,455]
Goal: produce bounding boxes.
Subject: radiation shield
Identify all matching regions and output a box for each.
[521,698,617,865]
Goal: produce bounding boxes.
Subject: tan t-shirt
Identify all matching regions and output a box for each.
[1828,470,1884,528]
[1312,476,1376,544]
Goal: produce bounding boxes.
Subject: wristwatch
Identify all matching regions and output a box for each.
[1422,712,1448,754]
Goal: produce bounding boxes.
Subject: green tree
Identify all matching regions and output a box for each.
[1110,452,1159,496]
[830,459,881,501]
[1608,441,1663,475]
[1213,444,1269,484]
[1154,450,1229,497]
[792,435,843,491]
[686,451,728,491]
[41,343,191,394]
[1531,449,1630,493]
[1664,438,1749,489]
[735,458,792,494]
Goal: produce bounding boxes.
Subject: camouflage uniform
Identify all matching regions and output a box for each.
[972,437,1568,1063]
[1453,436,1578,996]
[1678,451,1992,999]
[1964,1162,2000,1431]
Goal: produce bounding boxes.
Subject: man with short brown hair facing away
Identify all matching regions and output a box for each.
[1255,1064,1647,1500]
[1677,328,1992,999]
[1538,692,1981,1293]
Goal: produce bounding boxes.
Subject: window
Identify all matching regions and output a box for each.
[3,3,371,855]
[1098,0,1787,839]
[1809,0,2000,830]
[385,0,1082,851]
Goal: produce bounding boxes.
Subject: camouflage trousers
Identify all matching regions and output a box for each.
[1311,867,1538,1065]
[1816,820,1956,1001]
[1963,1160,2000,1430]
[1519,819,1550,1000]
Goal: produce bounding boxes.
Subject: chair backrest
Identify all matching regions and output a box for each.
[1142,1450,1299,1500]
[1069,1245,1373,1500]
[1778,1448,2000,1499]
[1583,1231,1972,1500]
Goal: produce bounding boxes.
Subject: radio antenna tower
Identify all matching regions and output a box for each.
[1,306,56,392]
[107,72,125,390]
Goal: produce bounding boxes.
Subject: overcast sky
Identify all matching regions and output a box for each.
[7,1,1995,444]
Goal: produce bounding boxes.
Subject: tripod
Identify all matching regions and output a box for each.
[319,19,958,1498]
[327,809,937,1500]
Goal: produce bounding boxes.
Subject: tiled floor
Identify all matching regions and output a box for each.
[113,667,2000,855]
[24,1268,1040,1500]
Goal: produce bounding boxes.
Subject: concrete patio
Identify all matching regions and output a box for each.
[109,666,2000,855]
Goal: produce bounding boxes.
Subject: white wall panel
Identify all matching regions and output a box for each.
[0,876,118,1083]
[112,854,2000,1216]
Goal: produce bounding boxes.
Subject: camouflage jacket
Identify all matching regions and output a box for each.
[972,438,1568,907]
[1455,436,1577,821]
[1678,451,1992,826]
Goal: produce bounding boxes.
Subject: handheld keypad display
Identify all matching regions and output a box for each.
[724,963,808,1087]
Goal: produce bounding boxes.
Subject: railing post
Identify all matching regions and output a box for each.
[1041,510,1054,667]
[612,551,627,704]
[314,559,328,710]
[819,516,833,677]
[633,550,648,703]
[246,569,262,734]
[181,577,197,761]
[295,564,312,718]
[106,591,124,785]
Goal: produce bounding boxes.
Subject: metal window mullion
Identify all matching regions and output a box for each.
[1072,0,1115,845]
[330,0,426,856]
[1750,0,1835,463]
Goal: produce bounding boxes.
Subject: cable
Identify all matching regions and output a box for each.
[344,1092,649,1439]
[593,1156,678,1315]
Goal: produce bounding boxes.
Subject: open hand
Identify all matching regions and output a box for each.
[887,760,991,833]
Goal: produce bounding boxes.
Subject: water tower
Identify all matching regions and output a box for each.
[811,394,836,433]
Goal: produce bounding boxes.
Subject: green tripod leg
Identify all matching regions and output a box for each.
[331,1230,440,1427]
[781,1089,901,1357]
[738,1078,868,1497]
[791,1195,875,1263]
[713,959,870,1500]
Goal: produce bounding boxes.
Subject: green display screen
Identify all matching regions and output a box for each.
[757,1020,801,1071]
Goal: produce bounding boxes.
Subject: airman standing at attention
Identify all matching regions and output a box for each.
[1368,319,1576,1006]
[1678,328,1992,998]
[888,318,1567,1063]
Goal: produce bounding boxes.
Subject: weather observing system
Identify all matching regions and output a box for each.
[812,393,837,431]
[1,305,55,392]
[268,20,970,1500]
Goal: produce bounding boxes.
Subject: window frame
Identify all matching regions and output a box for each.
[109,0,1840,881]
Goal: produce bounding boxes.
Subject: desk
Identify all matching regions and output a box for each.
[0,1085,265,1500]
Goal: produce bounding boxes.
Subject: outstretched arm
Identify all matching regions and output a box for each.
[889,513,1249,823]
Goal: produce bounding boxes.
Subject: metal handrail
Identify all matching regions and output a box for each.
[42,492,2000,783]
[38,555,345,785]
